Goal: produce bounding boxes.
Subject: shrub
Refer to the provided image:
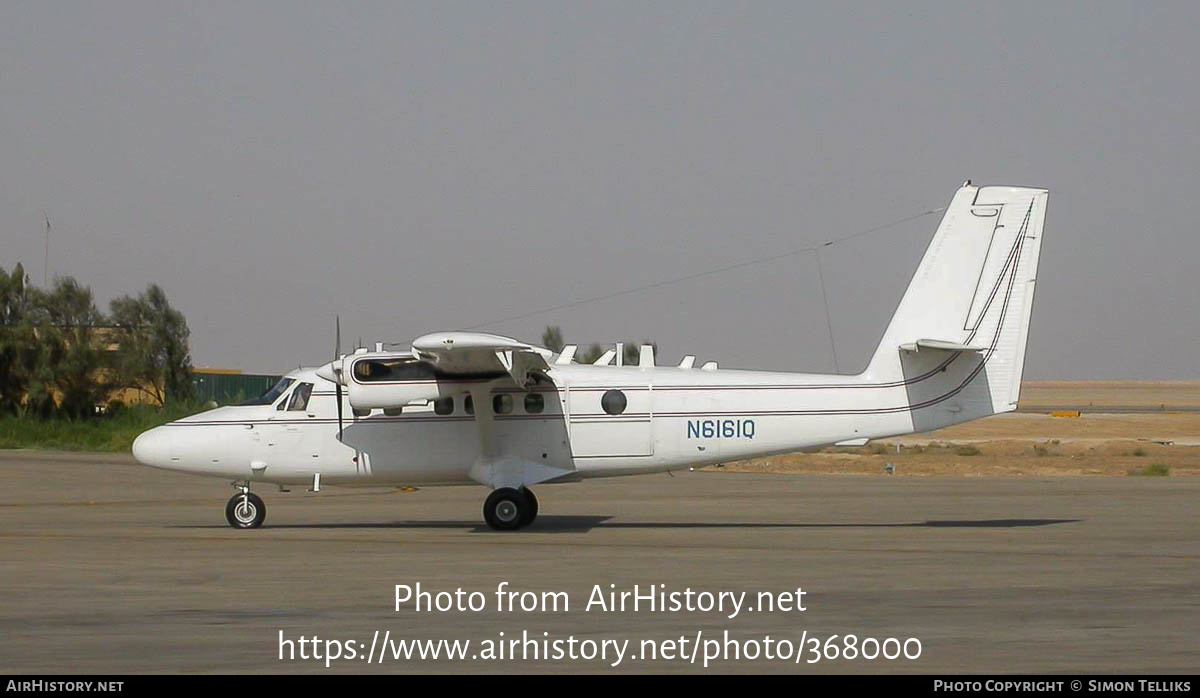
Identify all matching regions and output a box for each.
[956,445,981,456]
[0,401,205,452]
[1127,463,1169,477]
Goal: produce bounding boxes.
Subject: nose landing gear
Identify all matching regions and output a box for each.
[225,482,266,529]
[483,487,538,531]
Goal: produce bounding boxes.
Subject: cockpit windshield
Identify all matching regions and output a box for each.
[238,377,295,406]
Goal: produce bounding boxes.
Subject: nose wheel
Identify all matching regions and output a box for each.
[225,490,266,529]
[483,487,538,531]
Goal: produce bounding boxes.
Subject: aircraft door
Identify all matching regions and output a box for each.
[567,385,653,458]
[255,382,318,477]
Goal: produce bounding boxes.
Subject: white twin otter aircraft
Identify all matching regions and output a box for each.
[133,182,1048,530]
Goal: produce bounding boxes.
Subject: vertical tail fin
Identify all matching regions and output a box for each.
[866,182,1048,417]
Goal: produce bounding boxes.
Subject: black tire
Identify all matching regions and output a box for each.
[483,488,526,531]
[519,488,538,528]
[225,492,266,529]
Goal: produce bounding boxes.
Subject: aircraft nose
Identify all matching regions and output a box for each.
[131,427,172,468]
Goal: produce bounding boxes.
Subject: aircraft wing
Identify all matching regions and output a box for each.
[411,331,552,386]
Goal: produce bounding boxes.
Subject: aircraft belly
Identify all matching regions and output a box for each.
[235,413,577,487]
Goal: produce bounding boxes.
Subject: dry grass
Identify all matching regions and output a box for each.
[717,382,1200,477]
[722,437,1200,477]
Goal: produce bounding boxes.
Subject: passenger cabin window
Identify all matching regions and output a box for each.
[353,358,436,382]
[433,397,454,415]
[464,394,475,415]
[524,393,545,414]
[287,382,314,411]
[493,394,513,414]
[240,377,294,406]
[601,389,627,415]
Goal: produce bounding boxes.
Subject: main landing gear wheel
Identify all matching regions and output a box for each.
[225,491,266,529]
[519,488,538,528]
[483,487,531,531]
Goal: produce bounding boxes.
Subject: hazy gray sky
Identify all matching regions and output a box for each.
[2,1,1196,378]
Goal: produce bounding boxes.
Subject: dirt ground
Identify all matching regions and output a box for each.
[722,382,1200,477]
[1016,380,1200,411]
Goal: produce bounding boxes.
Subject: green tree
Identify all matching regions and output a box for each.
[0,262,29,326]
[540,326,565,353]
[110,284,193,406]
[0,265,195,417]
[0,263,37,414]
[29,277,111,418]
[578,344,607,364]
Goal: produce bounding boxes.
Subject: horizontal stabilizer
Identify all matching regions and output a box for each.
[898,338,987,354]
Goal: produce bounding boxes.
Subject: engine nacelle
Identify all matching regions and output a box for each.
[344,351,452,409]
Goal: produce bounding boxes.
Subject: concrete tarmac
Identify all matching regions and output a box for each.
[0,451,1196,674]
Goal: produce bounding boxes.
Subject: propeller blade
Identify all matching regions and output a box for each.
[335,381,344,441]
[334,315,344,441]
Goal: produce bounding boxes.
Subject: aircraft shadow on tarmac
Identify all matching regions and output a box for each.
[176,516,1081,534]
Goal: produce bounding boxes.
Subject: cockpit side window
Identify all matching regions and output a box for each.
[287,382,314,411]
[239,377,294,406]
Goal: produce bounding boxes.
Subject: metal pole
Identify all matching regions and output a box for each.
[42,212,50,286]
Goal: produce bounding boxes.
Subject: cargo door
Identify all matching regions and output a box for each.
[567,385,653,457]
